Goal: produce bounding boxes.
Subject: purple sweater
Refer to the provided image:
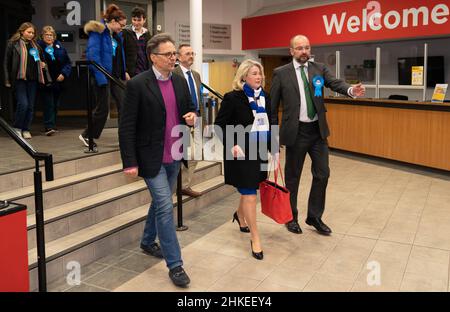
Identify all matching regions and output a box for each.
[158,79,181,163]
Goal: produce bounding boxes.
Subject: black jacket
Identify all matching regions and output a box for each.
[270,61,351,145]
[119,69,196,178]
[3,40,45,87]
[214,90,273,189]
[122,26,151,77]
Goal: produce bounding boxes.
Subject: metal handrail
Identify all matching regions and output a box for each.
[76,60,126,90]
[201,83,224,100]
[0,116,54,292]
[75,60,126,153]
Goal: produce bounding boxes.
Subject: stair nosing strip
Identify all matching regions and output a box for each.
[27,183,148,230]
[3,166,124,201]
[0,150,120,177]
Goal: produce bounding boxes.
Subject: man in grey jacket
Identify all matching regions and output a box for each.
[270,34,365,235]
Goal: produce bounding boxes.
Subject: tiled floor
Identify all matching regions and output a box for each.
[14,125,446,292]
[108,152,449,292]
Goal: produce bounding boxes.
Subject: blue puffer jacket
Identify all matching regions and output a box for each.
[37,40,72,81]
[84,20,126,86]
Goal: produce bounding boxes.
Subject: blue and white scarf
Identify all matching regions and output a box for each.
[243,83,270,142]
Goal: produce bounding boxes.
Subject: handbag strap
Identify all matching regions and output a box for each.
[269,158,286,187]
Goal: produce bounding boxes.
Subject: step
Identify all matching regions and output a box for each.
[0,150,121,194]
[26,182,149,250]
[25,161,222,248]
[0,164,138,214]
[28,176,235,291]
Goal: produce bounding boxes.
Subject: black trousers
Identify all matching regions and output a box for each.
[285,121,330,222]
[82,76,124,139]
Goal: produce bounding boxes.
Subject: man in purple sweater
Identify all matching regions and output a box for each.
[119,33,196,287]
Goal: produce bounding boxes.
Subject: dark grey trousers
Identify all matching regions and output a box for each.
[285,121,330,222]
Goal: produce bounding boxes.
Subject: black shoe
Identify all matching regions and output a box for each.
[250,240,263,260]
[232,211,250,233]
[169,266,190,287]
[285,220,302,234]
[305,217,332,235]
[79,134,97,148]
[140,242,163,258]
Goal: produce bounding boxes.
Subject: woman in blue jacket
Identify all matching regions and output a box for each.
[3,22,46,139]
[38,25,72,136]
[79,4,127,148]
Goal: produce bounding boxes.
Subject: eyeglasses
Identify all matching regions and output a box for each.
[153,51,177,58]
[293,46,310,51]
[43,34,54,37]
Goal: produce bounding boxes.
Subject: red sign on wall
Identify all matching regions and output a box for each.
[242,0,450,50]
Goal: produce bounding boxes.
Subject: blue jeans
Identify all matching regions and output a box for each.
[42,88,61,129]
[13,80,38,131]
[142,161,183,270]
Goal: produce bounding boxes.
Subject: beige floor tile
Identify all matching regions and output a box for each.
[195,253,243,274]
[400,272,448,292]
[253,279,298,292]
[264,265,315,290]
[405,246,449,278]
[227,258,278,281]
[303,273,354,292]
[347,224,383,239]
[187,236,230,253]
[185,266,228,290]
[414,223,450,250]
[208,274,261,292]
[317,236,376,280]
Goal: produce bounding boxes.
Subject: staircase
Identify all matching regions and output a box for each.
[0,151,234,291]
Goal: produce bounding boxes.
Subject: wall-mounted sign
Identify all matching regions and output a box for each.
[242,0,450,49]
[176,22,231,50]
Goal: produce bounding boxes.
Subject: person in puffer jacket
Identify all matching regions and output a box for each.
[78,4,127,148]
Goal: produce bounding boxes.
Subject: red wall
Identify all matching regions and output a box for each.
[242,0,450,49]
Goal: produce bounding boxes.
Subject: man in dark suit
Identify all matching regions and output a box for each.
[119,33,197,287]
[173,44,204,198]
[270,34,365,235]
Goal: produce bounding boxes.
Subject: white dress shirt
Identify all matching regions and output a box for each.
[179,64,198,98]
[293,59,318,122]
[293,59,354,122]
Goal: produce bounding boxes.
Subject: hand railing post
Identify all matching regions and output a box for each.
[34,159,47,292]
[176,167,188,231]
[86,68,96,153]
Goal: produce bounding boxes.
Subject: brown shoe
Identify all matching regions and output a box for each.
[181,187,201,198]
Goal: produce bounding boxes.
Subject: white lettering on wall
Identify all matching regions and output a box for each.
[384,10,401,29]
[66,1,81,26]
[367,1,381,26]
[369,12,382,30]
[323,2,449,35]
[323,13,347,35]
[402,7,429,27]
[432,4,449,25]
[347,15,361,33]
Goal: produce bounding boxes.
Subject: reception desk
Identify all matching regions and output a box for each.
[325,98,450,171]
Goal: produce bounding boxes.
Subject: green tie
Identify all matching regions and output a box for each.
[300,65,316,119]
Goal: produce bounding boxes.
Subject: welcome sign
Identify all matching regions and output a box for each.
[242,0,450,49]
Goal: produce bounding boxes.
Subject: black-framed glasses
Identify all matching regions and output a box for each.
[153,51,177,58]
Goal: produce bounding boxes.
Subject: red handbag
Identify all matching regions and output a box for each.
[259,161,293,224]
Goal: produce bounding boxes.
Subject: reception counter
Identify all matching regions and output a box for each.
[325,98,450,171]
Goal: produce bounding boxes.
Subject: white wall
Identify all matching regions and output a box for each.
[163,0,251,58]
